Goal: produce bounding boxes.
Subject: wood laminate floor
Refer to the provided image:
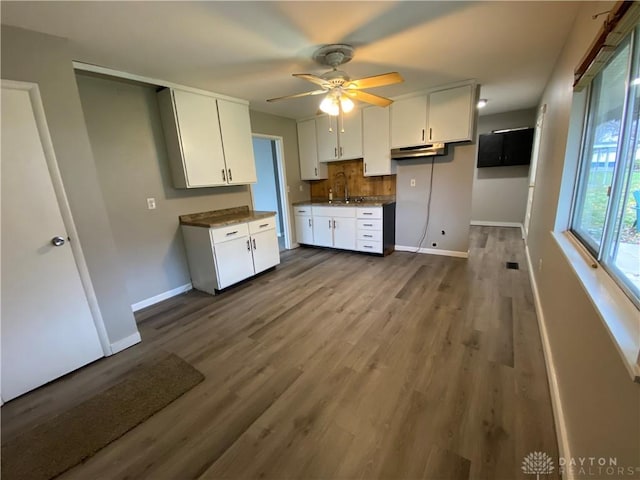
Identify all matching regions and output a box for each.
[2,226,559,480]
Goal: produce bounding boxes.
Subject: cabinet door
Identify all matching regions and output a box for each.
[315,116,339,162]
[477,133,503,167]
[251,229,280,274]
[295,215,314,245]
[338,110,363,160]
[390,95,427,148]
[363,107,394,176]
[170,90,227,187]
[427,84,474,143]
[312,215,334,247]
[502,128,534,165]
[213,236,255,289]
[332,217,356,250]
[297,120,327,180]
[217,99,257,184]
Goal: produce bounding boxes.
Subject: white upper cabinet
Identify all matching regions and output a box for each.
[338,112,363,160]
[390,95,427,148]
[315,112,363,162]
[217,99,257,185]
[315,116,339,162]
[297,119,328,180]
[426,84,475,144]
[157,88,256,188]
[363,106,395,177]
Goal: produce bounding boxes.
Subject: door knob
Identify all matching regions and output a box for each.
[51,236,65,247]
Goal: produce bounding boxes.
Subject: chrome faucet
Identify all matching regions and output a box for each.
[334,171,349,203]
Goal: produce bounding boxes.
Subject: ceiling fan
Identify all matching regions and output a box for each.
[266,44,403,115]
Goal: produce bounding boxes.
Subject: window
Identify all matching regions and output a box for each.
[570,27,640,307]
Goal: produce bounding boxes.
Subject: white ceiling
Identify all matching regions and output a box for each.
[1,1,581,119]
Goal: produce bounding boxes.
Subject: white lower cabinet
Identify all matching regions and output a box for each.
[311,206,356,250]
[182,216,280,294]
[294,206,314,245]
[356,207,383,254]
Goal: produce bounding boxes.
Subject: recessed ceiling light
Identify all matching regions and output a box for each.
[477,99,488,109]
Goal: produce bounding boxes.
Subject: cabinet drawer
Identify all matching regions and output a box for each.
[248,216,276,234]
[211,222,249,244]
[357,219,382,231]
[357,230,382,242]
[312,206,356,218]
[294,206,312,215]
[357,239,383,253]
[357,207,382,219]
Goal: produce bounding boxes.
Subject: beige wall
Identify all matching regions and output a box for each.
[527,0,640,467]
[395,142,476,253]
[76,73,252,305]
[1,26,139,346]
[471,108,537,224]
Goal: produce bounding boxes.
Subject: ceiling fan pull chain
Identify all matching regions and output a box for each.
[329,115,333,133]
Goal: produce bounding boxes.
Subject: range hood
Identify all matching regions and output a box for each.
[390,143,447,159]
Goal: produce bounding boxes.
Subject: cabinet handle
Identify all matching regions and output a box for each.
[364,234,373,238]
[253,238,257,250]
[340,146,343,156]
[329,219,332,229]
[364,245,373,249]
[363,224,373,227]
[259,223,269,228]
[362,212,373,215]
[298,210,307,213]
[308,218,312,227]
[226,230,238,236]
[333,219,336,229]
[364,163,367,173]
[429,128,432,140]
[422,129,425,141]
[222,169,226,181]
[315,167,318,176]
[247,239,251,251]
[228,169,233,181]
[334,147,338,158]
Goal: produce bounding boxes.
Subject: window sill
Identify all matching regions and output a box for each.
[552,231,640,383]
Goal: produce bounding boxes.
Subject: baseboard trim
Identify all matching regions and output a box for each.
[470,220,523,228]
[394,245,469,258]
[110,331,142,355]
[525,245,572,478]
[131,283,192,312]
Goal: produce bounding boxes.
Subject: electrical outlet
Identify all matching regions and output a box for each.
[538,258,543,271]
[410,179,416,187]
[146,197,156,210]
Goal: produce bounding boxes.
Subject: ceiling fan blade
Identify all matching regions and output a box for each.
[344,89,393,107]
[344,72,403,90]
[293,73,331,88]
[266,89,327,103]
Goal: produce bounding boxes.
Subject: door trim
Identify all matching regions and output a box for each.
[250,134,293,250]
[2,80,112,356]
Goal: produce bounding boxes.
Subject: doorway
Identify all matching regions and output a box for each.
[251,135,292,251]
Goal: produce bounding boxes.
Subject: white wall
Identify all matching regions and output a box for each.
[471,108,537,224]
[527,0,640,469]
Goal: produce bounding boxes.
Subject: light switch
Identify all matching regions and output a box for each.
[410,179,416,187]
[147,197,156,210]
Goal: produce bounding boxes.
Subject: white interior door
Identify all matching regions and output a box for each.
[1,83,104,402]
[524,104,547,239]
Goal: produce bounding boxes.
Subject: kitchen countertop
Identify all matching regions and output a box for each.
[179,206,275,228]
[293,196,396,207]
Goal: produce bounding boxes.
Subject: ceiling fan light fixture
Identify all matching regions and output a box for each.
[340,95,354,113]
[319,95,339,116]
